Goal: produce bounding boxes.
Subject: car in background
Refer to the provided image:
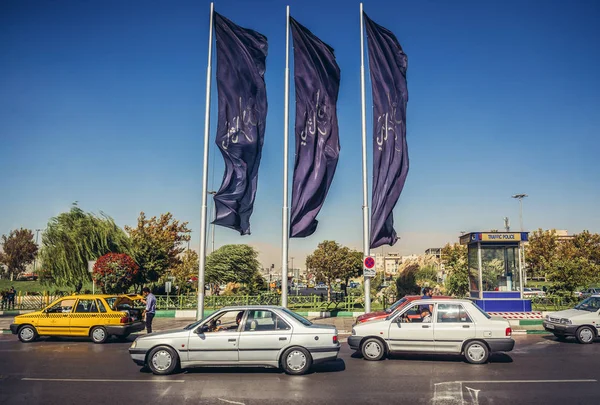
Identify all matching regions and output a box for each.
[10,294,145,343]
[580,288,600,299]
[355,295,450,324]
[543,295,600,343]
[349,298,514,364]
[523,287,545,298]
[314,284,328,290]
[295,283,307,289]
[349,282,360,289]
[129,305,340,375]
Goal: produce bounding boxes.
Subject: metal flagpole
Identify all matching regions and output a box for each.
[359,3,371,313]
[281,5,291,307]
[197,2,214,321]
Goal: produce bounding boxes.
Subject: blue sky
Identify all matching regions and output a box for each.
[1,0,599,269]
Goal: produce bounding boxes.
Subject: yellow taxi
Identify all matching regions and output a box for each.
[9,294,146,344]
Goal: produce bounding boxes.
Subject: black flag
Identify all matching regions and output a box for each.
[213,12,268,235]
[364,13,409,249]
[289,17,341,238]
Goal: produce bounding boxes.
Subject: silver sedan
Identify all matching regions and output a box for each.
[129,305,340,375]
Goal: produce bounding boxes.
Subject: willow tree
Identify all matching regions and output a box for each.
[39,205,130,291]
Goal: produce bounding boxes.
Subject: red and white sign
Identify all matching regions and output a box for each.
[364,256,375,269]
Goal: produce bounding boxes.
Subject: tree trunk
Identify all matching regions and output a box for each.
[327,280,332,302]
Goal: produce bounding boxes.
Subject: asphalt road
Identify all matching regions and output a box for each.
[1,333,599,405]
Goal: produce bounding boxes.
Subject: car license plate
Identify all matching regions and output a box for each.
[546,324,554,329]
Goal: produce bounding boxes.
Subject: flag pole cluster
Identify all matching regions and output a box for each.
[196,2,408,310]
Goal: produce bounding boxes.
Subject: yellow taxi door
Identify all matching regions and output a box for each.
[38,298,76,335]
[70,298,100,336]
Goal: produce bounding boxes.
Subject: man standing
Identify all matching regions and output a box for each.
[8,287,16,310]
[142,287,156,334]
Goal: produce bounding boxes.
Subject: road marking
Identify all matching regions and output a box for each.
[22,378,185,383]
[218,399,246,405]
[455,379,597,384]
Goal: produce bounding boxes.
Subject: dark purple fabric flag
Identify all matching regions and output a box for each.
[213,12,268,235]
[364,13,409,249]
[289,17,341,238]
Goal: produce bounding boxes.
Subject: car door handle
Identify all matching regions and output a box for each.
[462,325,470,328]
[422,325,430,328]
[228,338,237,342]
[279,337,287,341]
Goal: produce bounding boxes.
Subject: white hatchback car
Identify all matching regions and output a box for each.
[349,298,514,364]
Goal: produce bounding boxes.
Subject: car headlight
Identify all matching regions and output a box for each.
[130,340,137,349]
[560,319,572,325]
[352,328,356,336]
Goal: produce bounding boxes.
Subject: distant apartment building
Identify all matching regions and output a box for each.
[425,247,442,259]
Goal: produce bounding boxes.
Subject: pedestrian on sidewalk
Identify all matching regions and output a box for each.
[142,287,156,334]
[7,287,16,310]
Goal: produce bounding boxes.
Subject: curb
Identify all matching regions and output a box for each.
[150,309,366,318]
[512,329,550,335]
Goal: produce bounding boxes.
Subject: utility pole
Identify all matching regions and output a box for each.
[207,190,217,253]
[33,229,41,275]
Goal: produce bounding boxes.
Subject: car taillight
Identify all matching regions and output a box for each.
[120,316,132,324]
[506,327,512,337]
[333,335,338,344]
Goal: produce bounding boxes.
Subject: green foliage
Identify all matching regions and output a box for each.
[39,205,130,292]
[396,264,420,297]
[415,264,438,287]
[525,229,559,278]
[125,212,191,288]
[442,243,469,297]
[93,253,139,294]
[306,241,362,301]
[0,228,38,280]
[170,249,199,293]
[205,244,263,294]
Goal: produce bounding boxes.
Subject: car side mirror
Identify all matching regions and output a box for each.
[196,325,209,334]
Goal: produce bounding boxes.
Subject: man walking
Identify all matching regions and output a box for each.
[142,287,156,334]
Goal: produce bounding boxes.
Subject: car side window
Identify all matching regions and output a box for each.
[205,310,245,333]
[398,303,424,323]
[74,299,98,313]
[243,310,290,332]
[437,304,472,323]
[46,299,76,313]
[96,299,107,313]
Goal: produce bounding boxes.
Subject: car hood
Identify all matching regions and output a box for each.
[356,310,387,322]
[548,308,593,319]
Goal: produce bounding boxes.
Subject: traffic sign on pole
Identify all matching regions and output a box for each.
[364,256,375,269]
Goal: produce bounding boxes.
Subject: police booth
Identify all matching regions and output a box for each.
[460,232,531,312]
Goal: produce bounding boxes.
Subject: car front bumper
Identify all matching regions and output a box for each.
[485,338,515,352]
[543,322,578,336]
[106,321,146,336]
[348,336,362,351]
[129,348,148,366]
[9,324,20,334]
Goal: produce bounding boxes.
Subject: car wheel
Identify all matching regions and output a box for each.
[554,334,567,342]
[18,325,38,343]
[281,347,312,375]
[576,326,595,344]
[147,346,179,375]
[90,326,108,344]
[464,340,489,364]
[361,338,385,361]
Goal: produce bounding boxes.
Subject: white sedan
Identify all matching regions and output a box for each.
[348,298,514,364]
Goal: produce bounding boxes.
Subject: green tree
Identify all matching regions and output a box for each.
[305,241,360,301]
[125,212,191,290]
[171,249,199,293]
[39,205,130,291]
[0,228,38,281]
[415,264,438,288]
[93,253,139,294]
[205,244,262,293]
[442,243,469,297]
[525,229,559,279]
[396,263,420,297]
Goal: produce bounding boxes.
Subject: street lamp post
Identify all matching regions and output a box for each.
[33,229,41,275]
[511,194,528,232]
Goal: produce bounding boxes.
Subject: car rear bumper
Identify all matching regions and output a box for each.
[348,336,362,350]
[543,322,578,336]
[307,345,340,364]
[106,321,145,336]
[485,338,515,352]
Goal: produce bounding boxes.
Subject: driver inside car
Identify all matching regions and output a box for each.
[211,311,244,332]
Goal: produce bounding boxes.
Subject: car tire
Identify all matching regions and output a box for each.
[18,325,38,343]
[576,326,595,344]
[281,347,312,375]
[464,340,489,364]
[90,326,109,344]
[147,346,179,375]
[361,337,385,361]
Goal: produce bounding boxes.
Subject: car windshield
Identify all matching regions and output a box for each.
[471,302,491,319]
[184,319,204,330]
[386,297,407,313]
[282,307,312,326]
[575,297,600,312]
